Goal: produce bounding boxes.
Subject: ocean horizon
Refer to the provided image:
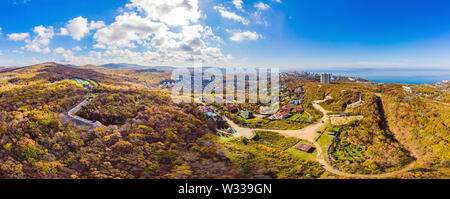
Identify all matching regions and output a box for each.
[300,68,450,84]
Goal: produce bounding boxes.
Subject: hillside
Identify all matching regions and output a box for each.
[381,85,450,178]
[0,63,448,179]
[0,63,238,178]
[0,63,329,179]
[100,63,175,71]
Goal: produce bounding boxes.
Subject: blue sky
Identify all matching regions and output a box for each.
[1,0,450,69]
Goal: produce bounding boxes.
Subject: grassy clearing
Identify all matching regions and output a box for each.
[332,142,366,163]
[317,134,334,152]
[251,131,299,150]
[242,118,311,130]
[217,131,326,179]
[284,140,317,162]
[288,112,310,122]
[330,116,364,126]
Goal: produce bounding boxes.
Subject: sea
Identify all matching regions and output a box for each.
[302,68,450,84]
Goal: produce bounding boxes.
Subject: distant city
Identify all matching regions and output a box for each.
[295,68,450,84]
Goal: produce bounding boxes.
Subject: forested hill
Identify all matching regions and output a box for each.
[0,63,448,179]
[0,63,238,179]
[380,86,450,178]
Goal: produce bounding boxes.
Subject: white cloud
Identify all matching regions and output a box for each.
[12,50,24,54]
[41,47,51,54]
[80,0,229,66]
[0,50,2,56]
[60,16,105,40]
[94,12,167,48]
[254,2,270,10]
[32,26,54,46]
[214,6,249,25]
[23,25,54,53]
[89,21,106,30]
[53,47,67,54]
[233,0,244,11]
[10,0,31,5]
[53,47,74,61]
[228,30,261,42]
[93,43,106,49]
[252,11,270,27]
[3,0,229,66]
[272,0,282,3]
[125,0,202,27]
[72,46,82,51]
[59,28,69,36]
[7,32,30,41]
[0,27,2,36]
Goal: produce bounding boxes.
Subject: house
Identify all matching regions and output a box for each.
[198,106,213,112]
[295,87,304,93]
[199,106,218,121]
[239,111,254,119]
[260,106,272,115]
[260,104,279,115]
[289,100,300,105]
[227,105,238,113]
[295,143,314,153]
[347,94,364,109]
[281,105,293,112]
[205,111,218,121]
[295,107,304,113]
[269,111,291,120]
[327,131,337,136]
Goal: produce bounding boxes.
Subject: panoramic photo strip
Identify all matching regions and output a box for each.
[0,0,448,197]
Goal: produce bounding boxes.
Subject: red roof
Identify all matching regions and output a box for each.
[198,106,213,112]
[295,107,304,112]
[282,105,293,111]
[276,111,290,116]
[295,143,313,152]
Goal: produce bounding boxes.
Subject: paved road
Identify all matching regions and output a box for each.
[66,98,102,128]
[223,98,416,178]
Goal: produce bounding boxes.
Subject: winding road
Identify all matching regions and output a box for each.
[223,98,416,179]
[66,97,102,128]
[225,98,330,142]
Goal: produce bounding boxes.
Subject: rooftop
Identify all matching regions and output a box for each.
[295,143,314,152]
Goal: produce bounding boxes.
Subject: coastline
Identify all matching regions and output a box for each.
[305,68,450,84]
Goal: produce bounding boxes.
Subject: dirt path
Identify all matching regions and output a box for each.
[275,101,330,142]
[313,142,415,178]
[224,98,330,142]
[223,98,416,178]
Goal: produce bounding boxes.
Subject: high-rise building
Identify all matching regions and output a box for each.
[320,73,332,84]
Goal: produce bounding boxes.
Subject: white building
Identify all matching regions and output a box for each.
[320,73,332,84]
[402,86,414,93]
